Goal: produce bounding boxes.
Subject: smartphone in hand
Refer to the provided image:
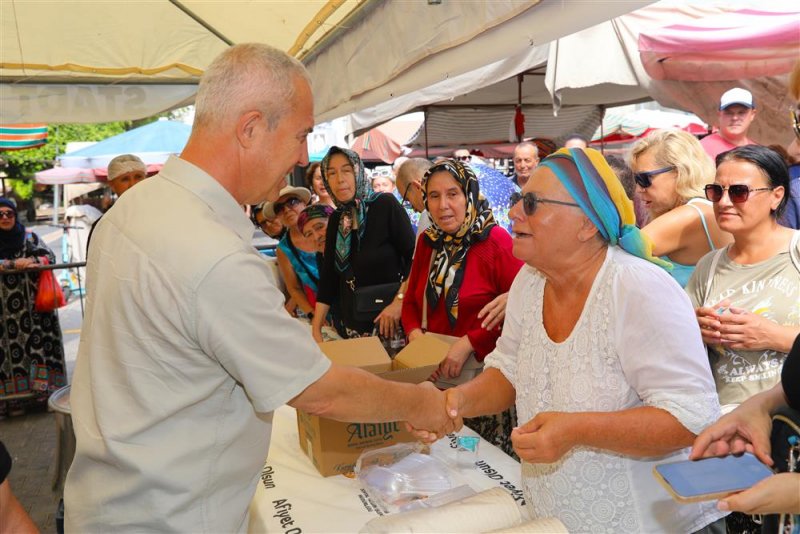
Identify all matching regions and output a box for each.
[653,452,773,503]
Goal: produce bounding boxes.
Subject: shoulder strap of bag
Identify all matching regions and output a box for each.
[702,247,727,306]
[421,247,438,330]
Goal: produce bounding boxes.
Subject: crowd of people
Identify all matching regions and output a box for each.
[1,41,798,533]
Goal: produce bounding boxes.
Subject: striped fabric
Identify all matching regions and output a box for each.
[0,124,48,150]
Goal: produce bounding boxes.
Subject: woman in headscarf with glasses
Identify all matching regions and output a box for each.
[401,160,523,455]
[629,129,733,287]
[311,147,415,346]
[687,145,799,411]
[413,148,727,533]
[0,198,67,418]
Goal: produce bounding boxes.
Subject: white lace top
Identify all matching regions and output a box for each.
[485,248,727,533]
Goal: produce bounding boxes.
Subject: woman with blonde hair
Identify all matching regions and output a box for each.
[630,129,733,286]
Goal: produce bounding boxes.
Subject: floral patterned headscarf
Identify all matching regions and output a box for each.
[422,160,496,327]
[320,146,380,273]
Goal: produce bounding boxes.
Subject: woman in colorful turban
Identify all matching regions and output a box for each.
[414,148,727,533]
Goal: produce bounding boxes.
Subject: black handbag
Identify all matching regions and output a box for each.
[352,282,400,322]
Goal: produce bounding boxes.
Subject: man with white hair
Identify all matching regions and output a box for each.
[65,43,455,533]
[511,141,539,188]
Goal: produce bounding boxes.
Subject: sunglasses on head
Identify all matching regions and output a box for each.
[0,210,15,220]
[509,192,581,216]
[704,184,773,203]
[274,197,303,215]
[455,155,471,162]
[633,166,675,189]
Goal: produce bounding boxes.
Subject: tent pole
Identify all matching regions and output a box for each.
[600,105,606,155]
[53,184,60,226]
[424,107,429,160]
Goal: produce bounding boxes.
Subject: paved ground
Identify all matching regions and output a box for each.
[1,223,82,533]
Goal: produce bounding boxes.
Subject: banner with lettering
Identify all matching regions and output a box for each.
[248,406,524,533]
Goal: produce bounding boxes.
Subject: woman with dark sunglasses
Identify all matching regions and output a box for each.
[412,148,726,532]
[630,130,733,287]
[266,186,318,319]
[0,198,67,418]
[687,145,799,413]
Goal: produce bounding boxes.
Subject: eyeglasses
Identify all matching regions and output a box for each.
[0,211,15,220]
[509,192,581,216]
[400,185,411,206]
[274,197,303,215]
[633,166,675,188]
[791,107,800,141]
[455,156,471,162]
[704,184,773,203]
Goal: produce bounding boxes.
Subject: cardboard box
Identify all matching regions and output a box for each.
[296,335,447,477]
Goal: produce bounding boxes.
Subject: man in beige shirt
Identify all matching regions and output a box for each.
[65,43,456,533]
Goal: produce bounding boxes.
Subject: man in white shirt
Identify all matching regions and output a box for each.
[64,43,456,534]
[396,157,433,239]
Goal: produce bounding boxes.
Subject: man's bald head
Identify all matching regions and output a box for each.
[396,158,432,213]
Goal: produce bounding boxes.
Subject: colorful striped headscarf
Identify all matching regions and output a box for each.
[297,204,334,233]
[321,146,380,273]
[422,159,497,327]
[539,148,672,270]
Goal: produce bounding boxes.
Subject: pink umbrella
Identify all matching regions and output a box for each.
[34,167,100,185]
[639,8,800,82]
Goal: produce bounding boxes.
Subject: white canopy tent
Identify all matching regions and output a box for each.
[1,0,654,125]
[347,0,797,152]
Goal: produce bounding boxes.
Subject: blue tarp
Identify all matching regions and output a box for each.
[59,119,191,168]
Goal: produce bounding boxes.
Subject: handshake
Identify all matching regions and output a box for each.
[404,383,464,443]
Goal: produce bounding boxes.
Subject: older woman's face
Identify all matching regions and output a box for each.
[276,194,307,228]
[712,159,783,236]
[509,167,586,269]
[109,169,146,197]
[632,148,680,218]
[0,207,16,231]
[325,153,357,203]
[302,218,329,253]
[371,176,395,194]
[426,171,467,235]
[312,167,328,199]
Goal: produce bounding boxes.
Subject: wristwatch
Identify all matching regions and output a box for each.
[307,312,314,320]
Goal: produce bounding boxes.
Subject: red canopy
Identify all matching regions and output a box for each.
[350,127,403,163]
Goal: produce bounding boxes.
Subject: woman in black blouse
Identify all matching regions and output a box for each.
[311,146,415,343]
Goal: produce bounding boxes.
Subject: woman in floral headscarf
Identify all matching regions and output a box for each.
[0,198,67,418]
[311,147,415,343]
[401,159,523,454]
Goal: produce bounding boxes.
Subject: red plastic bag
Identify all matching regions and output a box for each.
[34,257,66,312]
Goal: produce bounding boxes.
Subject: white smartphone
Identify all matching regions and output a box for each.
[653,452,774,503]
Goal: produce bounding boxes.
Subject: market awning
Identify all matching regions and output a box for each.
[1,0,653,124]
[0,123,48,150]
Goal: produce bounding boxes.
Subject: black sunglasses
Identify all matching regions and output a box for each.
[509,192,581,216]
[633,166,675,189]
[0,211,15,220]
[704,184,773,204]
[274,197,303,215]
